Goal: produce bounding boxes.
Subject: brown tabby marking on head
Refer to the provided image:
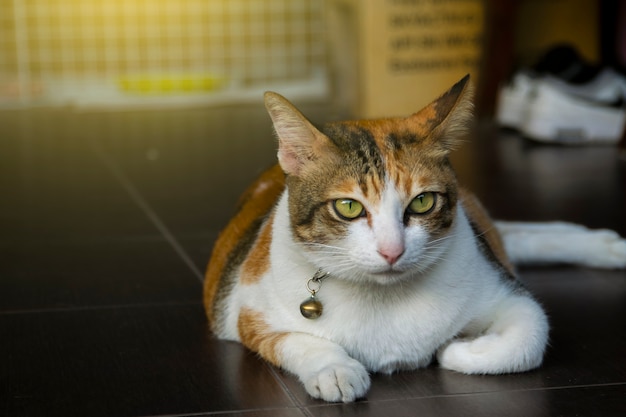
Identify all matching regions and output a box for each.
[459,189,515,278]
[321,122,385,199]
[282,120,462,247]
[203,164,285,326]
[240,212,275,285]
[238,307,287,366]
[331,178,364,197]
[322,114,462,227]
[321,120,416,202]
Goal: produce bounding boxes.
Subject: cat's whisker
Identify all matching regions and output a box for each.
[427,233,456,245]
[421,253,450,264]
[302,242,349,251]
[418,252,448,262]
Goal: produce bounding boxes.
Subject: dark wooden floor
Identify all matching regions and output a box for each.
[1,102,625,417]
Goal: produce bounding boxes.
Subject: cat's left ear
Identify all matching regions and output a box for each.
[264,92,332,176]
[407,74,474,153]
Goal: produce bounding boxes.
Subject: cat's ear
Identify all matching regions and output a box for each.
[264,91,331,176]
[407,74,474,153]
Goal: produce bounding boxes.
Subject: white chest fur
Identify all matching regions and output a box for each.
[231,193,510,373]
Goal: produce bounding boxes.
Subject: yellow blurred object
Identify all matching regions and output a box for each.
[118,74,227,95]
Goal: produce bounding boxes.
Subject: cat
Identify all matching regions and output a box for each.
[203,75,626,403]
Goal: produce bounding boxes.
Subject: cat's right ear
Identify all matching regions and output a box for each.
[264,92,329,176]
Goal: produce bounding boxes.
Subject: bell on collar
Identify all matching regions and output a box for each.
[300,295,323,319]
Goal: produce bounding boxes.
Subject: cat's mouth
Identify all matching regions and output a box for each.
[370,267,407,279]
[364,269,412,285]
[376,267,403,274]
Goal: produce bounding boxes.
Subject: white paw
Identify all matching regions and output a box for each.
[437,334,543,374]
[303,359,370,403]
[585,231,626,269]
[438,337,495,374]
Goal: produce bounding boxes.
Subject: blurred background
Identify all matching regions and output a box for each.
[2,3,626,416]
[0,0,328,109]
[1,0,622,117]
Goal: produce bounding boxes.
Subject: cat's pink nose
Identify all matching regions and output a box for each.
[378,247,404,265]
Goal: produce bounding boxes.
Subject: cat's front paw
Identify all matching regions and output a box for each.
[303,359,370,403]
[437,333,544,374]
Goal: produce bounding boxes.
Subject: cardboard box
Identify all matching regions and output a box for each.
[328,0,484,118]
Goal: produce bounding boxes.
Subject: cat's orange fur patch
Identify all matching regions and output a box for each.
[459,188,515,276]
[238,307,287,366]
[333,178,361,196]
[400,169,419,197]
[240,212,274,285]
[204,164,285,325]
[362,175,383,201]
[406,106,439,139]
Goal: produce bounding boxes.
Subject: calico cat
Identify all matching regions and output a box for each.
[203,75,626,403]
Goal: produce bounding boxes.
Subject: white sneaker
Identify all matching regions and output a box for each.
[542,68,626,105]
[496,70,626,144]
[522,80,625,144]
[495,71,536,130]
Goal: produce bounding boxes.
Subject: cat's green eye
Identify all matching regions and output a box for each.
[333,199,365,220]
[408,192,436,214]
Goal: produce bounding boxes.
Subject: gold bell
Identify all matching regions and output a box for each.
[300,296,323,319]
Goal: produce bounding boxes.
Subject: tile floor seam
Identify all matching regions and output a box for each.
[129,404,311,417]
[264,362,315,416]
[0,300,202,316]
[298,383,626,416]
[299,381,626,407]
[89,139,205,284]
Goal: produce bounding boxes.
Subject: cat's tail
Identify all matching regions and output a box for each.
[495,221,626,269]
